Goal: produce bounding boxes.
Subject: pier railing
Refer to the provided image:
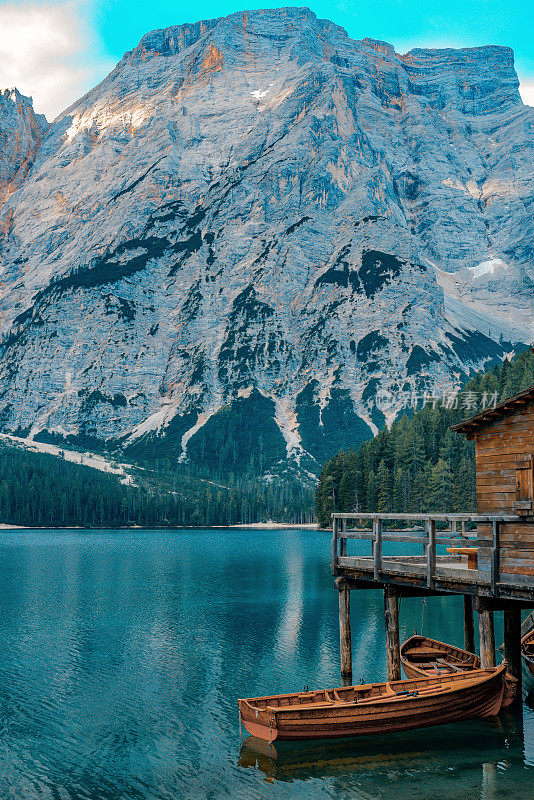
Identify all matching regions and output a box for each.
[331,512,520,593]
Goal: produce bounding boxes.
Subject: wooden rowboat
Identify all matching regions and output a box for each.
[238,664,506,741]
[521,628,534,677]
[400,634,517,708]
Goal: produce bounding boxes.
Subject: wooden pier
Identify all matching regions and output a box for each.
[331,385,534,699]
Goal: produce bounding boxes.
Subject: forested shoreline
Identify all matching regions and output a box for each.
[0,445,314,528]
[315,349,534,528]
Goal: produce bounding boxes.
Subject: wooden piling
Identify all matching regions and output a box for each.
[336,577,352,677]
[476,598,496,668]
[384,585,401,681]
[503,607,522,700]
[463,595,475,654]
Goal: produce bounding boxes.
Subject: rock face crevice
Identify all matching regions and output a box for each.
[0,8,532,471]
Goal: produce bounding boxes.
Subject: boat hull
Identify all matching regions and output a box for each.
[238,666,506,741]
[401,635,516,709]
[521,629,534,677]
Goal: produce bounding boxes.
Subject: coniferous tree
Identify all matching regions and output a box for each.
[429,459,454,512]
[377,460,391,513]
[367,470,379,512]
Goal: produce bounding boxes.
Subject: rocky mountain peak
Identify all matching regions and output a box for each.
[112,9,522,117]
[400,44,521,114]
[0,89,48,214]
[0,9,531,476]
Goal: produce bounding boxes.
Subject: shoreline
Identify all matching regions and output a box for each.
[230,522,318,530]
[0,522,320,531]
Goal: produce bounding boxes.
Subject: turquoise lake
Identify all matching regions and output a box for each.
[0,528,532,799]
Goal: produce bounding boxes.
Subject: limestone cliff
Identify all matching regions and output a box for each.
[0,8,532,472]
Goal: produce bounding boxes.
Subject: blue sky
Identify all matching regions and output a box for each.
[0,0,532,117]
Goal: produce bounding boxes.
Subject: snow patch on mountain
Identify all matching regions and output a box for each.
[431,257,533,343]
[469,258,508,279]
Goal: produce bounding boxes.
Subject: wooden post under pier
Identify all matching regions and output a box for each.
[476,597,496,668]
[336,577,352,678]
[463,595,475,654]
[503,607,523,701]
[384,585,401,681]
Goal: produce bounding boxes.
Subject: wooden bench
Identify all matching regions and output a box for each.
[446,547,478,569]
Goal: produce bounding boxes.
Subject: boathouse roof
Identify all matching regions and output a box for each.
[451,384,534,434]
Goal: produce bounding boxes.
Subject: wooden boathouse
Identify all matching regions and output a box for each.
[331,385,534,699]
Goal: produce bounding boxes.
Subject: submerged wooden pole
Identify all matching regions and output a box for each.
[503,607,522,701]
[384,585,401,682]
[463,595,475,654]
[336,577,352,678]
[476,598,496,668]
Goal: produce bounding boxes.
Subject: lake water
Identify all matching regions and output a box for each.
[0,528,532,800]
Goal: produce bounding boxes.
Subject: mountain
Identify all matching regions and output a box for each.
[0,7,532,477]
[0,88,48,215]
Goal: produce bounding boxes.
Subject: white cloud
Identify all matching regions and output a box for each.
[519,79,534,107]
[0,1,111,120]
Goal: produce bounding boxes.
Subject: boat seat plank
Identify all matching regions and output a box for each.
[406,649,446,658]
[436,658,464,672]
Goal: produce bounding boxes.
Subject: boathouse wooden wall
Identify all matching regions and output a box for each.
[472,396,534,579]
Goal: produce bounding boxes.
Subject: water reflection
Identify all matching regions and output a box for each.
[239,714,528,798]
[274,545,304,659]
